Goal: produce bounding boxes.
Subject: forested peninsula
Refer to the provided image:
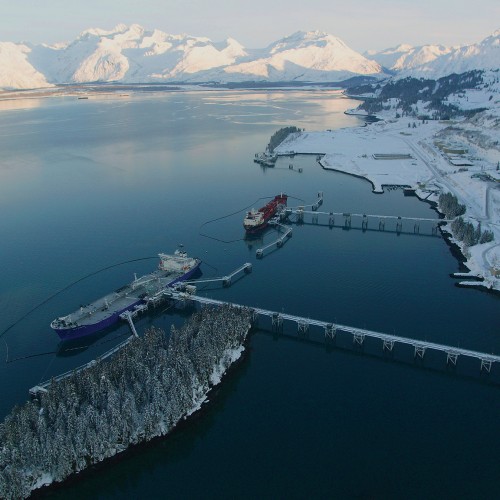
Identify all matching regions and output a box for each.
[0,305,251,499]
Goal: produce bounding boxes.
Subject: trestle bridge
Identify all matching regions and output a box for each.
[30,286,499,396]
[287,192,453,231]
[169,292,499,373]
[255,192,452,258]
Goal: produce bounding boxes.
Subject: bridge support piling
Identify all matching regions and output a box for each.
[249,308,259,326]
[324,323,336,340]
[414,345,426,359]
[272,312,283,332]
[383,339,395,352]
[446,352,459,365]
[297,207,304,224]
[343,213,351,228]
[480,359,492,373]
[297,321,309,336]
[353,332,365,346]
[379,219,385,231]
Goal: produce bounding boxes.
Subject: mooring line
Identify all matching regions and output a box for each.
[0,256,158,364]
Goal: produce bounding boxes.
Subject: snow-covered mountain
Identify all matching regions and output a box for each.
[364,43,452,72]
[213,31,382,82]
[401,29,500,78]
[1,25,498,90]
[365,29,499,78]
[0,25,382,89]
[27,24,249,85]
[0,42,52,89]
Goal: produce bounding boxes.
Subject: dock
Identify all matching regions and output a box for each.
[287,192,451,233]
[183,262,252,287]
[30,289,499,396]
[256,220,292,258]
[29,334,137,396]
[180,294,500,372]
[254,152,277,167]
[122,288,500,372]
[254,190,448,259]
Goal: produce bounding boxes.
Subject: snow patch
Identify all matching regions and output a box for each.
[210,345,245,385]
[274,112,499,290]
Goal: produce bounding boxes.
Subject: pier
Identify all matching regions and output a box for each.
[254,191,449,258]
[286,192,452,231]
[256,220,292,258]
[185,294,500,372]
[184,262,252,287]
[123,288,500,373]
[29,335,137,396]
[30,290,499,396]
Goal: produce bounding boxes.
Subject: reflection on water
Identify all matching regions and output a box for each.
[0,97,45,112]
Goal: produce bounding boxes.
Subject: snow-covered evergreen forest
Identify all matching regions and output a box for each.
[267,127,301,153]
[439,192,494,246]
[0,304,251,499]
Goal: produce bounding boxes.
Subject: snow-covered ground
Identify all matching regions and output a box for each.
[275,114,500,291]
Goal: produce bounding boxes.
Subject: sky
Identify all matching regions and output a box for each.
[0,0,498,52]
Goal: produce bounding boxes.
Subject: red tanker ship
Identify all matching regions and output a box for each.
[243,194,288,233]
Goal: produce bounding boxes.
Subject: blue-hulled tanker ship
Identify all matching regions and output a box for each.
[50,248,201,340]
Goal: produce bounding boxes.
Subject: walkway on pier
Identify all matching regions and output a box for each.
[288,208,453,224]
[184,262,252,287]
[30,335,136,396]
[287,191,451,234]
[178,294,499,372]
[256,220,292,258]
[30,289,499,396]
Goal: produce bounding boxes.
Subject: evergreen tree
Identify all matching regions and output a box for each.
[479,230,494,244]
[267,126,301,153]
[474,222,482,245]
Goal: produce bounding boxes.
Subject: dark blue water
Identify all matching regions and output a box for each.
[0,90,498,499]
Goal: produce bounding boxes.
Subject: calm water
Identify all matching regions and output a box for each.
[0,90,498,499]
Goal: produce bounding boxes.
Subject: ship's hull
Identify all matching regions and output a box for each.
[244,221,270,234]
[54,299,143,340]
[53,261,201,340]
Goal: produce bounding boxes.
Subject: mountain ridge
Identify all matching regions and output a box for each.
[0,25,498,90]
[364,29,499,78]
[0,25,383,89]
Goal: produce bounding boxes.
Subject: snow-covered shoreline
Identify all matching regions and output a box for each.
[275,113,500,292]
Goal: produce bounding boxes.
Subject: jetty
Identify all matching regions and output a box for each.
[254,152,277,167]
[30,288,499,396]
[256,220,292,258]
[253,191,450,259]
[170,293,500,373]
[287,192,452,232]
[29,335,136,396]
[121,289,499,373]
